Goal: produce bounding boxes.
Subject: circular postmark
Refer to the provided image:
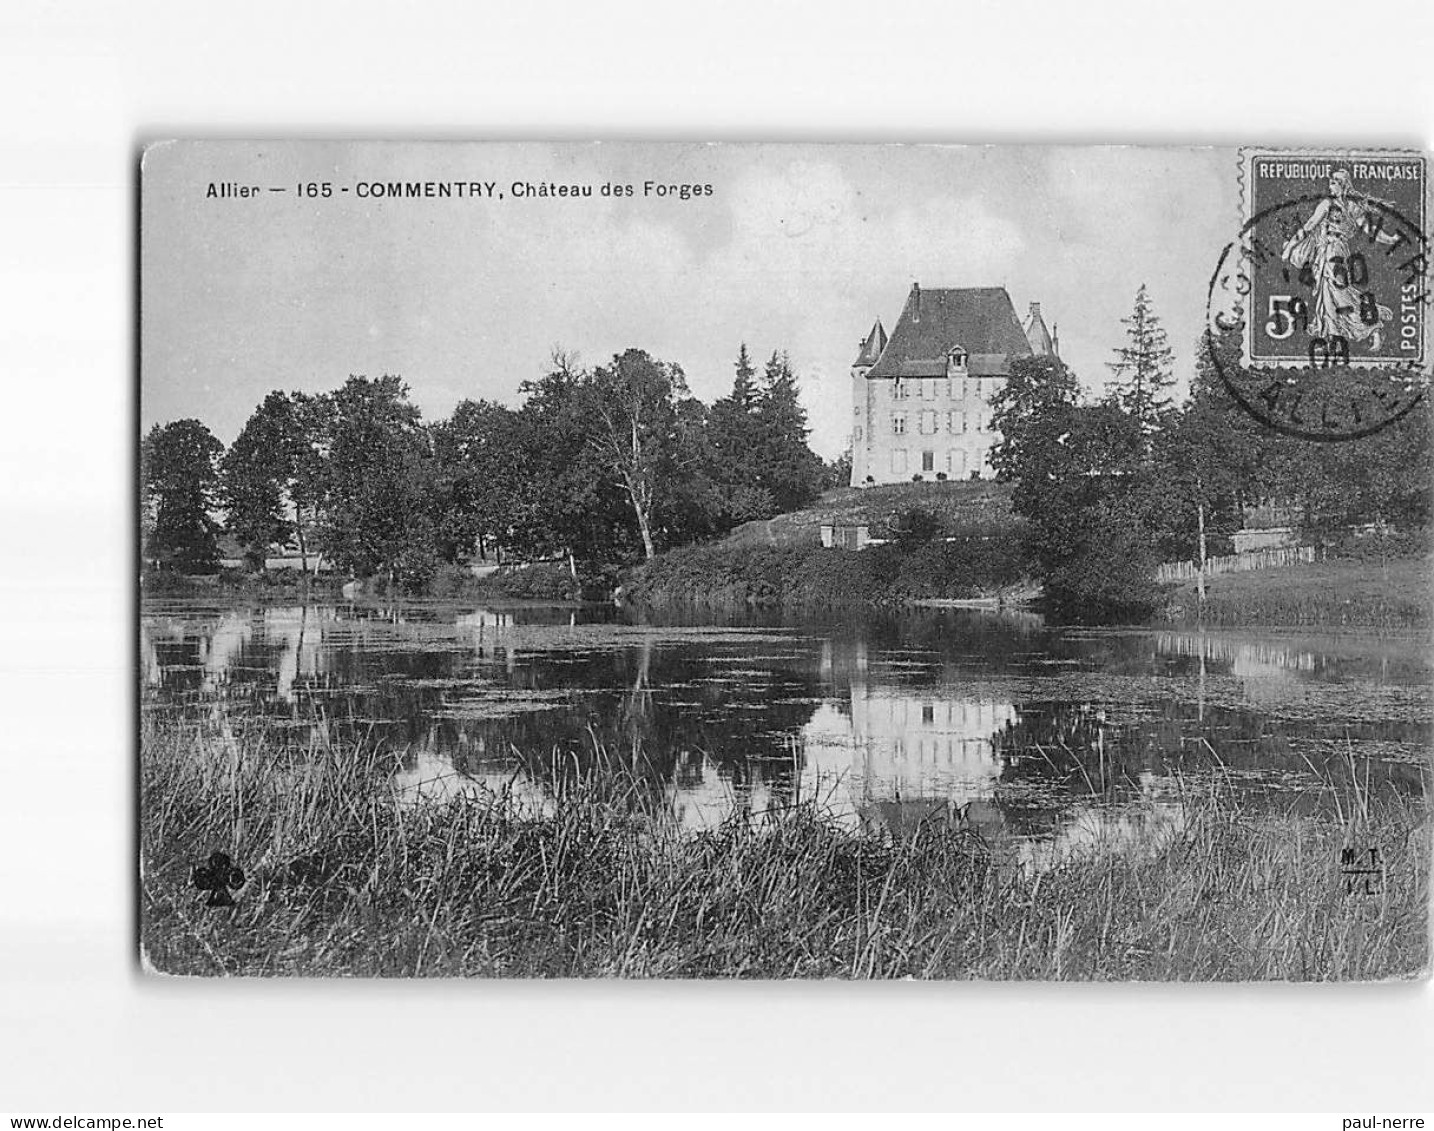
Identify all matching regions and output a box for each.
[1205,189,1430,441]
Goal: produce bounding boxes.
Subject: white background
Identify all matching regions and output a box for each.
[1,0,1431,1114]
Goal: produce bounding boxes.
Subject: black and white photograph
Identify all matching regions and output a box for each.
[6,0,1434,1117]
[139,141,1430,981]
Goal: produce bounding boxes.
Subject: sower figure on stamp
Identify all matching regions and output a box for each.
[1280,169,1399,350]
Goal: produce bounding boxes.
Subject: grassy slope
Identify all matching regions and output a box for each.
[1162,556,1432,629]
[723,480,1017,548]
[141,721,1428,980]
[625,481,1029,607]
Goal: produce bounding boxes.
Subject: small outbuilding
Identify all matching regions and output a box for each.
[820,523,871,551]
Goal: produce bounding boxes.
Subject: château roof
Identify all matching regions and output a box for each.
[853,319,888,367]
[865,285,1034,379]
[1024,301,1056,357]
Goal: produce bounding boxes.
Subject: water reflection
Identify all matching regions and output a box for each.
[801,695,1017,827]
[140,602,1431,870]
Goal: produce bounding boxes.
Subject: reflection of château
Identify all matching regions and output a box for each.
[802,665,1018,833]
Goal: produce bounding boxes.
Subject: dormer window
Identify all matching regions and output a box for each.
[946,346,969,376]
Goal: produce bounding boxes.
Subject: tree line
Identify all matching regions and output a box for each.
[990,285,1431,620]
[140,345,833,588]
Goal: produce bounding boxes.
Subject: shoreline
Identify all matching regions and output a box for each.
[139,552,1431,632]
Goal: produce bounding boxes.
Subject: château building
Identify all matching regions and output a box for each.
[849,284,1058,487]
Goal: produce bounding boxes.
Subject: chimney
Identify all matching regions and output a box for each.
[1052,322,1060,357]
[912,282,920,322]
[1029,301,1041,320]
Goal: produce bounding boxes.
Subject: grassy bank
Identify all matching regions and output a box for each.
[628,518,1032,609]
[723,480,1018,550]
[141,567,346,600]
[141,720,1428,980]
[1160,555,1432,629]
[624,541,1032,608]
[425,561,586,602]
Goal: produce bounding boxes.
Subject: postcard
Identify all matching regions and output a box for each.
[139,141,1430,979]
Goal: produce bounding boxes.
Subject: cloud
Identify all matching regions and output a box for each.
[1037,147,1232,398]
[141,143,1234,462]
[703,160,1028,455]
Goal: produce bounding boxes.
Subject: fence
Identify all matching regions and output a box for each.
[1154,544,1318,584]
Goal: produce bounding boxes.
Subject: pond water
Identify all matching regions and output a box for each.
[140,600,1431,869]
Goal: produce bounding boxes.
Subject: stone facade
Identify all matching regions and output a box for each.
[849,285,1057,487]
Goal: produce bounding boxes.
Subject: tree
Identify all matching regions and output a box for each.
[141,419,223,572]
[1106,284,1176,438]
[1150,398,1242,591]
[1185,327,1433,548]
[431,398,529,562]
[888,505,942,552]
[989,353,1081,483]
[220,391,317,570]
[730,342,757,410]
[1134,333,1269,588]
[708,343,774,526]
[656,394,725,548]
[989,364,1159,622]
[318,374,436,588]
[1283,407,1433,544]
[517,350,636,567]
[752,350,825,513]
[587,349,688,560]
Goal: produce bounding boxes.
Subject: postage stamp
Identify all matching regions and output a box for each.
[1206,147,1430,439]
[1240,148,1427,369]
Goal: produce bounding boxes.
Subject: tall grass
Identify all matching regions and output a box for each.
[140,718,1429,980]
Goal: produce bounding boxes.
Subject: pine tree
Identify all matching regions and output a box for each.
[731,342,757,410]
[755,350,824,513]
[1107,284,1176,435]
[707,344,773,524]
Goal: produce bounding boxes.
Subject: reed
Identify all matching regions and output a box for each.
[139,717,1430,980]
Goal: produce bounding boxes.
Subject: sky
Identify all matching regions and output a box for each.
[141,141,1240,458]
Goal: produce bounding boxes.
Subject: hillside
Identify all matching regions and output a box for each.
[722,480,1019,549]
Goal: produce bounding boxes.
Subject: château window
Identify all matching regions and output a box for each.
[920,410,936,435]
[892,414,907,435]
[891,449,907,474]
[921,450,934,472]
